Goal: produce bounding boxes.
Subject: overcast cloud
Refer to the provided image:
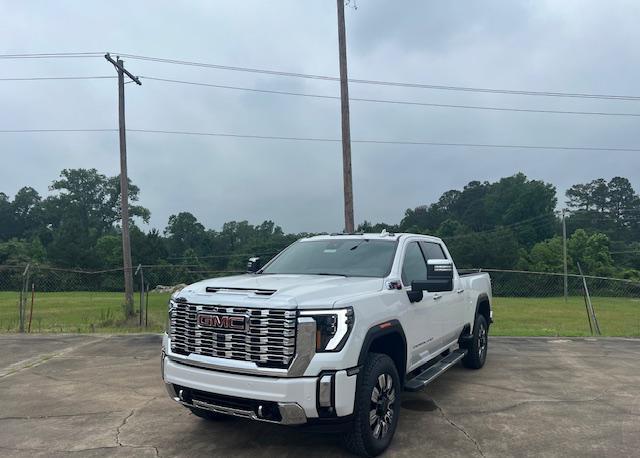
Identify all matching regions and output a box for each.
[1,0,639,233]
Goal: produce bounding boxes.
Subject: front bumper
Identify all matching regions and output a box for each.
[163,355,357,425]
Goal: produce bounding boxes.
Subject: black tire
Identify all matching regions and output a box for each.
[188,407,229,421]
[343,353,401,457]
[462,314,488,369]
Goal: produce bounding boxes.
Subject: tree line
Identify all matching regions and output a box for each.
[1,169,638,280]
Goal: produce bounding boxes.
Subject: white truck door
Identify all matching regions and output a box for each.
[400,240,445,371]
[420,241,466,347]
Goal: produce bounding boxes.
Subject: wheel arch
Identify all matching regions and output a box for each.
[358,320,407,386]
[475,293,492,326]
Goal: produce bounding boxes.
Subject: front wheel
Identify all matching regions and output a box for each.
[343,353,401,457]
[462,314,488,369]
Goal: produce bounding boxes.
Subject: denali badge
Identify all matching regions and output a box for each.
[197,313,247,331]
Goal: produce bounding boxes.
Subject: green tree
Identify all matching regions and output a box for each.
[568,229,614,276]
[0,193,13,241]
[0,238,46,265]
[566,177,640,247]
[165,212,206,257]
[446,228,521,269]
[527,236,566,273]
[607,177,640,224]
[95,235,122,268]
[483,173,557,247]
[130,227,168,266]
[44,169,149,267]
[11,187,44,238]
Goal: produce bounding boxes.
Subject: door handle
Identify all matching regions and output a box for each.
[433,294,442,300]
[456,289,465,294]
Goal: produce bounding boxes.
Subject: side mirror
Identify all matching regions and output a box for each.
[424,259,454,292]
[246,257,262,273]
[407,260,454,302]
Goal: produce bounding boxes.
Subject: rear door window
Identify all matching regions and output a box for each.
[420,241,447,261]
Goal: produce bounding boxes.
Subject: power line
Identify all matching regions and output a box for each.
[4,51,640,101]
[2,72,639,117]
[0,129,117,133]
[117,53,640,101]
[141,76,640,118]
[0,76,116,81]
[126,129,640,152]
[0,52,104,59]
[3,127,640,152]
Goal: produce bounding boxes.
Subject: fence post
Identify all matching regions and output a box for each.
[19,263,30,333]
[577,263,601,336]
[18,284,23,333]
[28,283,35,333]
[135,264,144,327]
[562,209,568,303]
[145,283,149,328]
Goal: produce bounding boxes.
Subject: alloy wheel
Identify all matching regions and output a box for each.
[478,322,487,360]
[369,373,396,440]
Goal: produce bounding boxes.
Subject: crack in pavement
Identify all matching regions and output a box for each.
[463,386,615,416]
[0,444,160,455]
[435,404,485,457]
[115,410,136,447]
[115,397,161,457]
[0,410,126,422]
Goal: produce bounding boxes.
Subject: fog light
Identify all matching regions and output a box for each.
[318,374,333,407]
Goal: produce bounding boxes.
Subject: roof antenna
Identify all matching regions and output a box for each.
[380,229,388,236]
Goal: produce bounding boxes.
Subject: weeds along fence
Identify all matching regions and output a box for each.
[0,265,638,335]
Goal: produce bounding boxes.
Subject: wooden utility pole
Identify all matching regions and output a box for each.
[105,54,141,316]
[562,209,568,302]
[337,0,354,233]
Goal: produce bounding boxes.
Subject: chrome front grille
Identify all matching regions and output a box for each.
[170,303,297,368]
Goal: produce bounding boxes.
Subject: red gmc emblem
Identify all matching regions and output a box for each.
[197,313,247,331]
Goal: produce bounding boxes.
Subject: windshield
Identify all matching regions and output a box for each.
[261,239,397,277]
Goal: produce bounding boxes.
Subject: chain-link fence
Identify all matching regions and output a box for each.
[1,265,639,336]
[0,264,243,333]
[460,268,640,337]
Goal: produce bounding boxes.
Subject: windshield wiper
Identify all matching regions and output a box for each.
[350,239,369,250]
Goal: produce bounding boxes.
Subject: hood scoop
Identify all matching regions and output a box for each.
[204,286,277,297]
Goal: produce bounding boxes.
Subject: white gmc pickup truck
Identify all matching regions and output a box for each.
[162,232,492,456]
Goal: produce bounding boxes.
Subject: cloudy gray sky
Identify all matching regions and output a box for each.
[2,0,639,233]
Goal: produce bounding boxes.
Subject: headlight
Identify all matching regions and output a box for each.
[300,308,354,352]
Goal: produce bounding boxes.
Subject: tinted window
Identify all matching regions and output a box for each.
[401,242,427,286]
[261,239,397,277]
[420,241,446,260]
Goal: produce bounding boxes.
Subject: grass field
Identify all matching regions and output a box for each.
[0,291,638,336]
[0,291,171,333]
[492,296,640,337]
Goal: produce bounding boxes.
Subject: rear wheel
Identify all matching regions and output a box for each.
[343,353,401,457]
[462,314,488,369]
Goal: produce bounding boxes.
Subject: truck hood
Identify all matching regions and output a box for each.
[176,274,384,310]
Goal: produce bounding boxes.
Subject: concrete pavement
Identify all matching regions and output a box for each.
[0,334,638,457]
